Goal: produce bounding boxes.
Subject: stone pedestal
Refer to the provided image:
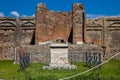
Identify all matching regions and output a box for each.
[43,43,77,70]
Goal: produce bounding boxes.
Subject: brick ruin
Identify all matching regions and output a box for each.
[0,17,35,60]
[35,3,85,44]
[0,3,120,60]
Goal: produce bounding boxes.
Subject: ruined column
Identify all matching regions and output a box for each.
[0,32,2,60]
[15,18,22,46]
[35,3,48,45]
[72,3,85,44]
[103,18,111,58]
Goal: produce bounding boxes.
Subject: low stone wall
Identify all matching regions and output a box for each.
[16,44,105,64]
[110,48,120,59]
[69,44,105,62]
[17,45,50,64]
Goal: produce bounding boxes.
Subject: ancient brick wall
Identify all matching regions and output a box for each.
[35,3,85,44]
[1,29,15,60]
[72,4,85,43]
[86,17,120,58]
[0,3,120,60]
[0,17,35,60]
[0,32,2,59]
[17,45,50,64]
[16,44,104,64]
[0,17,16,60]
[35,3,72,44]
[0,17,120,60]
[20,29,35,45]
[86,30,102,45]
[86,18,104,45]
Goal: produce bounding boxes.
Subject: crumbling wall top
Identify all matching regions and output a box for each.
[37,3,46,8]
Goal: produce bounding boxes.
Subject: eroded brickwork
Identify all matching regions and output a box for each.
[0,3,120,60]
[16,44,104,63]
[0,32,2,59]
[72,4,85,43]
[0,17,35,60]
[35,3,85,44]
[86,17,120,58]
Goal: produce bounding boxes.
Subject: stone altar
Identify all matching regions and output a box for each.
[43,43,77,70]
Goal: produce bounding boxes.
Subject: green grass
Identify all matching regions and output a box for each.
[72,59,120,80]
[0,60,120,80]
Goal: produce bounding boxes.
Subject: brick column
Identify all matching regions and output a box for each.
[15,18,22,46]
[35,3,48,44]
[0,33,2,60]
[103,19,111,58]
[72,3,85,44]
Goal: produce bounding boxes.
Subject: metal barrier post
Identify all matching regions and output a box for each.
[98,53,102,70]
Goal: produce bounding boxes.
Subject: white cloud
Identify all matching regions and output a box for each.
[32,14,35,17]
[0,12,4,17]
[10,11,20,17]
[21,15,27,17]
[1,11,35,17]
[86,14,120,18]
[86,14,106,18]
[21,14,35,17]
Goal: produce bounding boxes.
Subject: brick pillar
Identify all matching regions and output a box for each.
[72,3,85,44]
[103,19,110,58]
[15,18,22,46]
[35,3,48,44]
[0,33,2,60]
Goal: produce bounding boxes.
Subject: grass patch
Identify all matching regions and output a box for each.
[72,59,120,80]
[0,59,120,80]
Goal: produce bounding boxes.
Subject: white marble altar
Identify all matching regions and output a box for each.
[43,43,77,70]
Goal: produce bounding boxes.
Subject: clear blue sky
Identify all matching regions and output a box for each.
[0,0,120,18]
